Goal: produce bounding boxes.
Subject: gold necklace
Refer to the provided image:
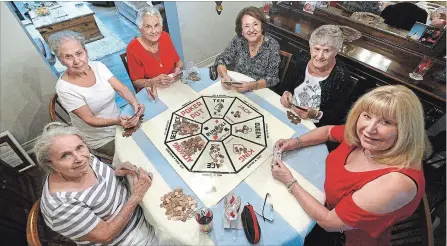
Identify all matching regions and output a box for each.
[149,50,163,68]
[143,39,163,68]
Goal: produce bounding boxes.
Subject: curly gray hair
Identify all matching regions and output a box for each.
[309,25,344,51]
[136,6,164,28]
[48,30,86,57]
[33,122,89,174]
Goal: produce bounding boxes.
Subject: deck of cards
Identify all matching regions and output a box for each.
[272,142,283,166]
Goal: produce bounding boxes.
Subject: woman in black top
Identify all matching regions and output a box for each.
[214,6,280,93]
[279,25,352,126]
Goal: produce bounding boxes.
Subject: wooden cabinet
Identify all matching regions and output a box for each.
[268,4,446,129]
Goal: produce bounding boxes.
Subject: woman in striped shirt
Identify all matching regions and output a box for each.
[33,122,158,245]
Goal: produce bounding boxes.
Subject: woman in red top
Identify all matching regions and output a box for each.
[271,85,431,245]
[126,7,183,92]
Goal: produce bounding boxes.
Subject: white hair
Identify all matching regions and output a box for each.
[309,25,344,51]
[136,6,163,28]
[48,30,86,57]
[33,122,89,174]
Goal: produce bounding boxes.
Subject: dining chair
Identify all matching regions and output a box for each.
[270,50,293,96]
[390,194,434,246]
[27,199,77,246]
[120,52,130,78]
[49,93,70,124]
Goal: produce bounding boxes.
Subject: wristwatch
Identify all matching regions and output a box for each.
[286,179,297,193]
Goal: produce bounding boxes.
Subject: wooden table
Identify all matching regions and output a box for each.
[29,2,103,43]
[114,69,327,245]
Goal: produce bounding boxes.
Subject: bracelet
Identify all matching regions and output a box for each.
[295,137,303,149]
[286,179,298,193]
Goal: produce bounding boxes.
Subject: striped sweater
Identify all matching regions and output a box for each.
[40,156,145,245]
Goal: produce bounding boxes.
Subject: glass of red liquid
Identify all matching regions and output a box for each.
[263,2,270,18]
[195,207,213,233]
[146,84,158,103]
[409,56,433,80]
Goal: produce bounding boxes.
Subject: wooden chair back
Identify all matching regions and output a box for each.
[270,50,293,95]
[279,50,292,85]
[390,194,434,246]
[120,52,139,93]
[49,93,70,124]
[120,52,130,78]
[26,199,42,246]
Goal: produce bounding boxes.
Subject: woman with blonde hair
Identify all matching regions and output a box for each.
[271,85,431,245]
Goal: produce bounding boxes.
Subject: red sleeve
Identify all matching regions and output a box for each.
[126,42,145,81]
[330,125,345,143]
[335,193,396,238]
[162,32,180,63]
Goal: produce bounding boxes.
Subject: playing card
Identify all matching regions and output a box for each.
[288,97,308,111]
[272,143,283,165]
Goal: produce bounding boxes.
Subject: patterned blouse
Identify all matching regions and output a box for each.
[214,34,280,87]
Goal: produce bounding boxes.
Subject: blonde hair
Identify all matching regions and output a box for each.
[344,85,431,169]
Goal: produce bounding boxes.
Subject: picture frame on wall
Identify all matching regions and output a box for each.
[0,131,36,172]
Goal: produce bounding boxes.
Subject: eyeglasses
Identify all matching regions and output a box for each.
[254,193,274,223]
[242,22,261,31]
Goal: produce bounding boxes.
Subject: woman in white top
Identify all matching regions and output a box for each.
[48,31,144,157]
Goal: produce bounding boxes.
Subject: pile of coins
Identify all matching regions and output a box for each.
[173,118,200,135]
[180,136,205,156]
[160,188,198,222]
[188,71,201,81]
[287,111,301,125]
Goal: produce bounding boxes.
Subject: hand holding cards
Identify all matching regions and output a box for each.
[288,96,308,112]
[271,142,283,167]
[116,161,153,180]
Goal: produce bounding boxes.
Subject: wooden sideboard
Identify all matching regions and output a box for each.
[30,2,103,44]
[268,3,446,129]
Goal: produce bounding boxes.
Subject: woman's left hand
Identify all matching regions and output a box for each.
[133,103,145,118]
[271,160,295,185]
[292,106,310,119]
[231,81,253,93]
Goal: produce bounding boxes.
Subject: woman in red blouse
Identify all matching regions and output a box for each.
[126,7,183,93]
[271,85,431,245]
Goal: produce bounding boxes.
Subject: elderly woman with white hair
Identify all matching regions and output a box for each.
[48,31,144,157]
[279,25,352,126]
[34,122,158,245]
[126,6,183,92]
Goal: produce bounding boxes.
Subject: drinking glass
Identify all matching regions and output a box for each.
[409,56,433,80]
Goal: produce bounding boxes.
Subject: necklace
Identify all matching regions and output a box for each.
[148,50,163,68]
[362,148,376,159]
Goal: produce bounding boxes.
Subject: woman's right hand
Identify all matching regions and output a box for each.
[154,74,174,88]
[118,116,139,129]
[280,91,293,108]
[130,167,152,203]
[221,74,232,90]
[275,138,300,152]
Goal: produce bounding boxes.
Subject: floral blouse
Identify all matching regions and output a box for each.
[214,34,280,87]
